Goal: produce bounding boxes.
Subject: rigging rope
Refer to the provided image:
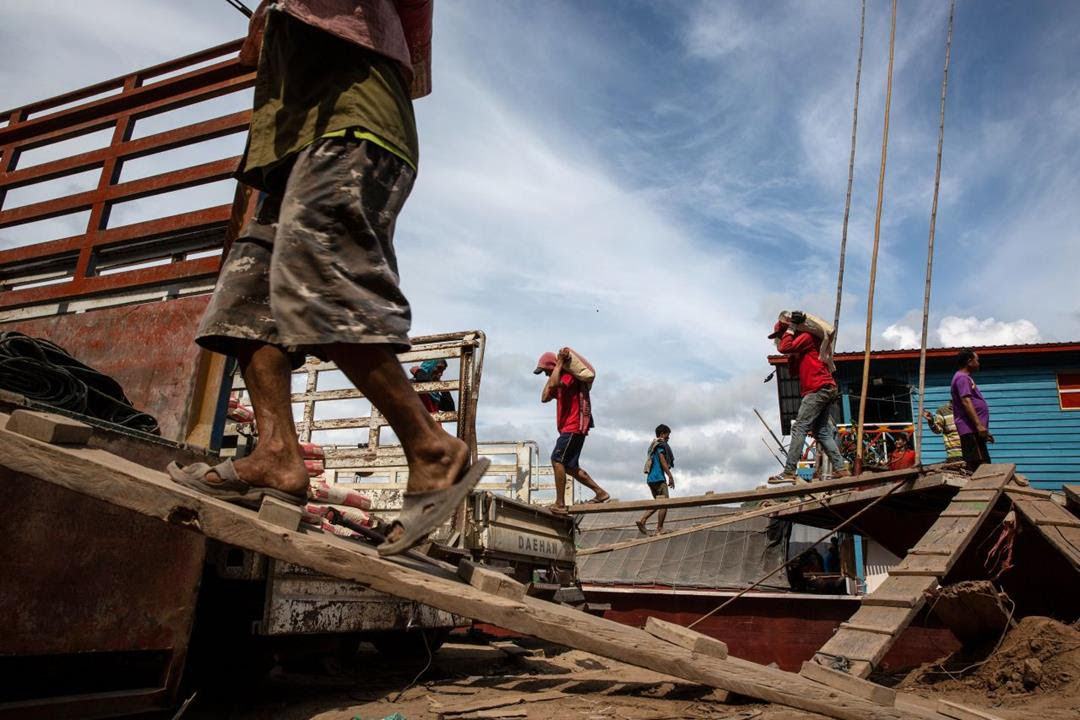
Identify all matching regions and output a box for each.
[915,1,957,459]
[854,0,898,474]
[832,0,867,344]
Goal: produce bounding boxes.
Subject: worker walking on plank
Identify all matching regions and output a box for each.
[767,312,851,484]
[951,349,993,472]
[535,348,610,512]
[636,424,675,535]
[167,0,488,556]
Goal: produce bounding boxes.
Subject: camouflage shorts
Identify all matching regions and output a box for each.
[196,137,416,365]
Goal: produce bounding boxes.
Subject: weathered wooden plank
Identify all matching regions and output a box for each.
[1001,486,1053,499]
[938,698,1005,720]
[0,418,912,720]
[644,617,728,659]
[1064,485,1080,514]
[5,409,92,446]
[839,623,898,636]
[860,576,939,608]
[939,510,982,518]
[1011,497,1080,573]
[890,555,950,576]
[1033,518,1080,528]
[953,490,997,501]
[568,467,923,514]
[458,559,526,601]
[578,495,816,556]
[843,606,917,634]
[800,661,896,707]
[258,495,302,531]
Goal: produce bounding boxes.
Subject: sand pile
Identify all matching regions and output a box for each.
[903,616,1080,715]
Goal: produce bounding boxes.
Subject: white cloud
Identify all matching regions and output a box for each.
[881,315,1041,349]
[881,323,920,349]
[936,316,1041,346]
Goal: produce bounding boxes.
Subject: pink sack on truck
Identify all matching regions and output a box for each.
[310,481,371,510]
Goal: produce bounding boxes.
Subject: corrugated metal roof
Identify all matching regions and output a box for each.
[576,506,791,592]
[768,341,1080,366]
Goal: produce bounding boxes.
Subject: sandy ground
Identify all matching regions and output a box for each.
[163,617,1079,720]
[174,640,819,720]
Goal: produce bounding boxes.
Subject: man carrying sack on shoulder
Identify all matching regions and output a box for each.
[535,347,611,512]
[768,311,851,484]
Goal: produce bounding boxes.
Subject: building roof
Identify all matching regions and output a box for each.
[576,506,791,591]
[768,341,1080,366]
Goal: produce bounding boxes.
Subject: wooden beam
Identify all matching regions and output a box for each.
[458,559,526,601]
[0,418,912,720]
[800,661,896,707]
[258,496,302,531]
[644,617,728,659]
[938,699,1005,720]
[568,467,923,515]
[5,409,91,446]
[1063,485,1080,515]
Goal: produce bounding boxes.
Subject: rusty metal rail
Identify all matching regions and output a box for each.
[0,40,252,311]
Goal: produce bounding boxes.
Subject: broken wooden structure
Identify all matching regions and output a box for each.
[9,408,1076,719]
[0,408,964,720]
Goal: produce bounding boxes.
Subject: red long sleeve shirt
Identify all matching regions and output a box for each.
[778,332,836,396]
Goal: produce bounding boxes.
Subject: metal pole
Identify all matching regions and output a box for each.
[854,0,898,475]
[915,1,956,461]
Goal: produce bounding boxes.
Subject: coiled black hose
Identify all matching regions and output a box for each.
[0,331,159,435]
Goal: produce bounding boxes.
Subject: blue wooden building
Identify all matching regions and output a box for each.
[769,342,1080,491]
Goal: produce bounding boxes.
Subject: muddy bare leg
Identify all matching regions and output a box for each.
[205,342,308,495]
[656,508,667,533]
[552,460,569,508]
[568,467,609,502]
[324,343,467,495]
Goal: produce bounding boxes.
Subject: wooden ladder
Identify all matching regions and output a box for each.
[810,464,1015,678]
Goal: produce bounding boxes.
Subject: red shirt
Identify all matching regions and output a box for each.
[555,373,589,435]
[888,449,917,470]
[777,332,836,396]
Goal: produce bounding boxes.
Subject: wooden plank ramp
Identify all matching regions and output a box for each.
[1007,491,1080,573]
[568,466,924,514]
[0,412,917,720]
[810,464,1015,679]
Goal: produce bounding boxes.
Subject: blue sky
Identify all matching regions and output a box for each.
[3,1,1078,498]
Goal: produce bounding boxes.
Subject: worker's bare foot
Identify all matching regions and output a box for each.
[549,504,569,515]
[403,432,469,494]
[206,439,309,496]
[635,520,647,535]
[593,491,611,503]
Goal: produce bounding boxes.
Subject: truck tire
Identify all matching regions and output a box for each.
[370,628,449,659]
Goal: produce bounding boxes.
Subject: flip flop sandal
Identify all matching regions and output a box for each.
[635,520,648,535]
[166,458,306,510]
[592,495,614,504]
[377,458,490,557]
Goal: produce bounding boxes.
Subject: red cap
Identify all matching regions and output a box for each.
[767,321,787,339]
[534,351,558,374]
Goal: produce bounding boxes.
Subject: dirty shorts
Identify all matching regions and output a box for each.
[196,137,416,366]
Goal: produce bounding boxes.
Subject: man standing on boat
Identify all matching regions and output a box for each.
[951,349,993,472]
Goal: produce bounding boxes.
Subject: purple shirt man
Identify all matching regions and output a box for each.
[950,372,989,436]
[950,349,993,472]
